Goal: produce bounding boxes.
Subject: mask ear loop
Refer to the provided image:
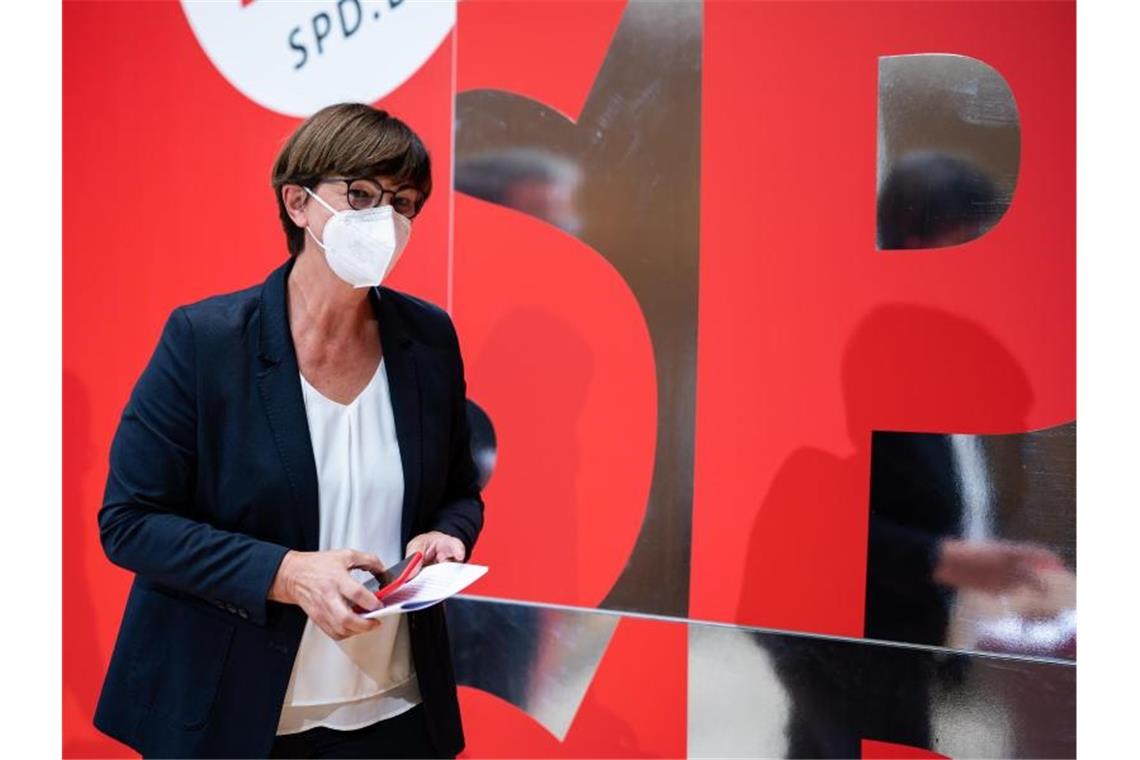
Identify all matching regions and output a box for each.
[303,186,338,250]
[305,226,326,251]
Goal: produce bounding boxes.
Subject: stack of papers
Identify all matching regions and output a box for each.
[361,562,489,619]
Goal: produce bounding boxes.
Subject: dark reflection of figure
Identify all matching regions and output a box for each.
[866,437,1061,648]
[866,434,959,646]
[466,400,497,491]
[761,633,938,758]
[870,163,1062,648]
[741,305,1059,757]
[877,151,1001,250]
[455,148,583,237]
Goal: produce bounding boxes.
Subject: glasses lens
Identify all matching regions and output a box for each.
[346,178,383,210]
[392,188,423,219]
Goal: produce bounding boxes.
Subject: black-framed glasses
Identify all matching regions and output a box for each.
[321,176,425,219]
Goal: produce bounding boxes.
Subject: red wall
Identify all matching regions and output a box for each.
[63,1,1073,756]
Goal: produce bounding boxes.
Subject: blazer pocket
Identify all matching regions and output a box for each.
[127,585,236,731]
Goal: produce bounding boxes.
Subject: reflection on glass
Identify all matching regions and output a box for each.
[877,151,1001,248]
[454,0,703,616]
[466,399,497,490]
[737,304,1073,662]
[689,623,1075,759]
[867,424,1076,660]
[447,597,618,741]
[456,148,583,237]
[877,54,1020,250]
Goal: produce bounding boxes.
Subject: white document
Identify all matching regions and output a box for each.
[361,562,489,619]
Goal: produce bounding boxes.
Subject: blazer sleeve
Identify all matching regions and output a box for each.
[98,307,289,626]
[429,318,486,561]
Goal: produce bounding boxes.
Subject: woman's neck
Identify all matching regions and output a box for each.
[287,249,375,342]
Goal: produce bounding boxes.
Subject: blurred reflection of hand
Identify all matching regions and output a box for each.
[933,539,1064,593]
[1009,563,1077,620]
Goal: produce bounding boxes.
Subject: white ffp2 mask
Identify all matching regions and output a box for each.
[304,187,412,288]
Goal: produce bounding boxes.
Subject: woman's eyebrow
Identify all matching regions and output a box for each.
[368,175,420,191]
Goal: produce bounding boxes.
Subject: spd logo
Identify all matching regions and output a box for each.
[181,0,455,117]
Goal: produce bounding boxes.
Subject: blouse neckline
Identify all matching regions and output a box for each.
[298,358,385,410]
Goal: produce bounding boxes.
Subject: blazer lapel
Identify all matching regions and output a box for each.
[256,258,321,552]
[372,286,423,551]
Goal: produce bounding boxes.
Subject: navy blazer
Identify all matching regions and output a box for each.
[93,257,485,758]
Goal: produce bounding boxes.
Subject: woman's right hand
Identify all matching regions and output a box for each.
[268,549,385,640]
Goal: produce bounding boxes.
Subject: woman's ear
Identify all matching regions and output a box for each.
[282,184,310,229]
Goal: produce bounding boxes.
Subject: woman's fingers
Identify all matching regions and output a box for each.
[438,536,466,562]
[345,549,384,575]
[284,549,392,638]
[406,531,465,565]
[339,575,381,613]
[406,536,427,558]
[316,597,379,640]
[312,602,348,640]
[330,596,380,636]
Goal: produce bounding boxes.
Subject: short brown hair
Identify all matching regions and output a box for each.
[271,103,433,256]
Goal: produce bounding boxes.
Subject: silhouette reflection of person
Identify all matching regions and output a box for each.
[870,152,1062,648]
[743,303,1063,757]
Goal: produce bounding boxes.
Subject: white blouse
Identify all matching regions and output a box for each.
[276,358,422,735]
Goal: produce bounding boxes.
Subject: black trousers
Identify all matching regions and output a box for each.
[269,704,450,759]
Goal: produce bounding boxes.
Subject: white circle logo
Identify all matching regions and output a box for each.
[181,0,455,117]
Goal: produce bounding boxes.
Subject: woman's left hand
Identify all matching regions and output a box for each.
[406,531,465,565]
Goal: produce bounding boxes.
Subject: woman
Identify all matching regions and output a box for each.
[93,103,485,759]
